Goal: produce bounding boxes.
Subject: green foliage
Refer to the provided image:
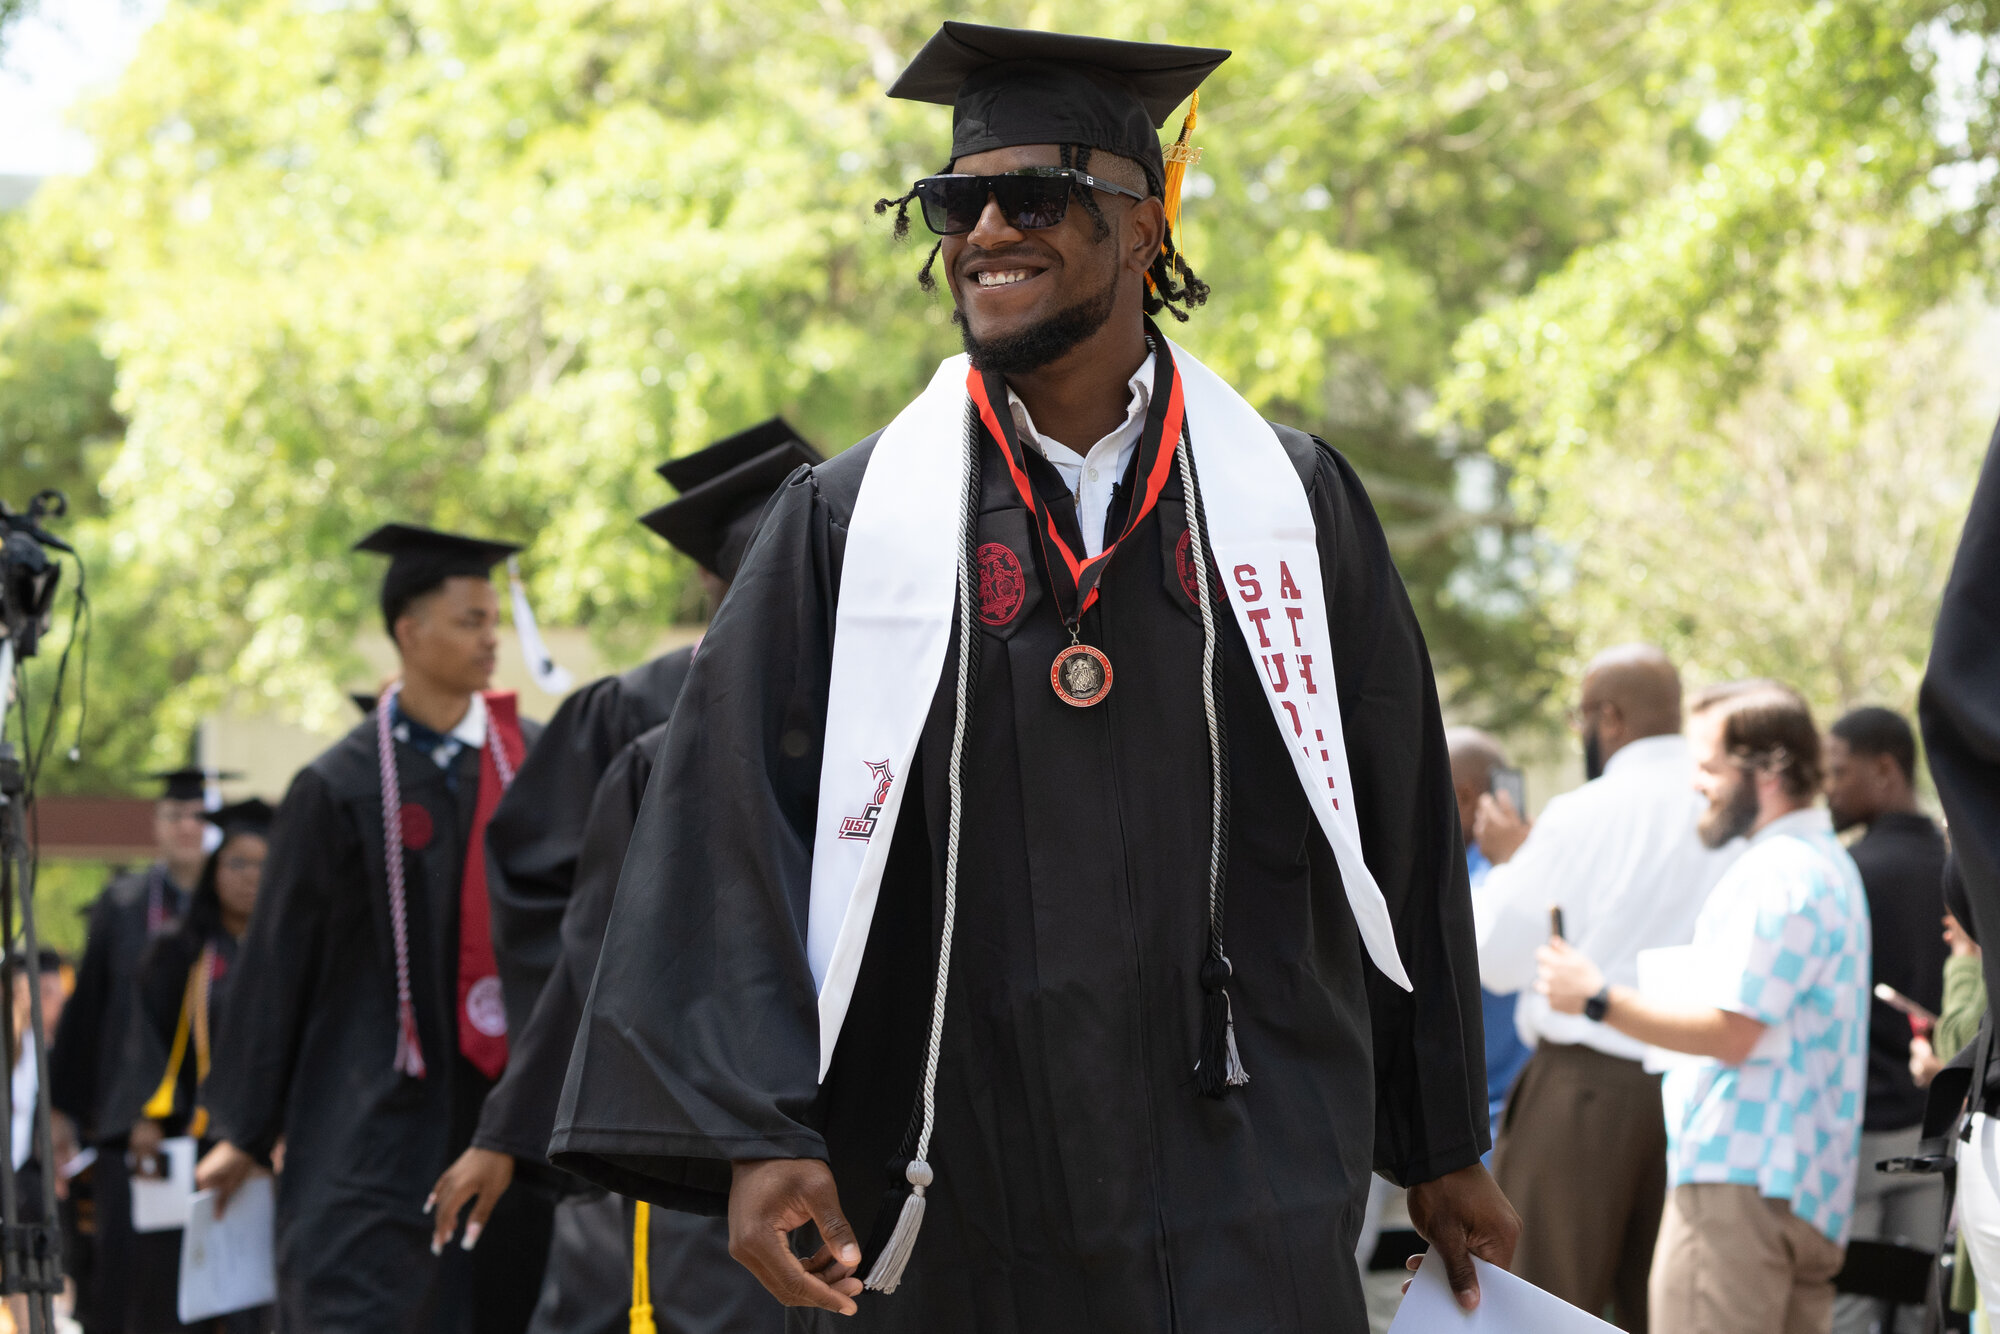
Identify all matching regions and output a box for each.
[1438,2,2000,713]
[3,0,1997,781]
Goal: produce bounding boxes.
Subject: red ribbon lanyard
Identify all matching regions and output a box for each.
[967,344,1185,631]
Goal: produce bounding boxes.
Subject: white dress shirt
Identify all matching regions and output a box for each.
[1006,353,1154,559]
[12,1038,35,1170]
[1475,733,1742,1061]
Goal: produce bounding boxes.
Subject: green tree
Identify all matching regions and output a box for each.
[5,0,1996,785]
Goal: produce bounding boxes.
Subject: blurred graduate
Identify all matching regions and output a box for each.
[552,23,1515,1331]
[430,424,816,1334]
[108,799,276,1334]
[51,765,227,1334]
[197,526,552,1333]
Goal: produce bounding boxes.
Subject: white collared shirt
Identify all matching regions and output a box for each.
[1474,734,1744,1061]
[1005,353,1155,559]
[390,691,488,772]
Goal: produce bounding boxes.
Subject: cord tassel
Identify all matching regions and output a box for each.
[862,1160,932,1295]
[1151,92,1203,294]
[1196,956,1249,1097]
[394,1003,427,1079]
[630,1201,655,1334]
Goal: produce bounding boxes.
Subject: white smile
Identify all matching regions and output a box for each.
[975,269,1037,288]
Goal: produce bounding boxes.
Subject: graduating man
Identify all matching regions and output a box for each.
[431,426,818,1334]
[552,24,1514,1332]
[197,525,552,1334]
[51,765,227,1334]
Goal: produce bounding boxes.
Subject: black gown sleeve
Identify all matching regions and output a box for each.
[488,681,633,1037]
[207,767,346,1159]
[48,882,119,1135]
[1309,439,1489,1186]
[1921,416,2000,1008]
[474,726,661,1169]
[550,469,838,1211]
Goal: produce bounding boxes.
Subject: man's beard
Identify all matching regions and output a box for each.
[956,277,1118,374]
[1698,769,1759,849]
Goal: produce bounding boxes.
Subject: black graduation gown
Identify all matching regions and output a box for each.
[1922,414,2000,1012]
[52,866,189,1143]
[488,652,694,1041]
[206,715,552,1334]
[107,929,272,1334]
[51,865,188,1334]
[552,424,1487,1334]
[478,722,781,1334]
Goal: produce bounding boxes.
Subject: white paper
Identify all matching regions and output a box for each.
[178,1179,277,1323]
[129,1136,197,1232]
[1390,1253,1619,1333]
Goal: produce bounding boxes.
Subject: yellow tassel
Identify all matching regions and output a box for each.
[1162,91,1201,243]
[1150,93,1203,293]
[142,960,201,1122]
[629,1201,655,1334]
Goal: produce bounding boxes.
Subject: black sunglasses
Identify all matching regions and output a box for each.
[911,167,1148,237]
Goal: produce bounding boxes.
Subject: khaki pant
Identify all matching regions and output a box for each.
[1492,1042,1667,1330]
[1649,1184,1846,1334]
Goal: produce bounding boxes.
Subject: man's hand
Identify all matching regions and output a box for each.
[728,1157,864,1316]
[1472,792,1530,865]
[50,1113,77,1201]
[195,1141,258,1219]
[1536,937,1606,1016]
[427,1147,514,1254]
[1910,1034,1943,1088]
[1946,913,1980,959]
[1405,1163,1521,1311]
[127,1119,165,1176]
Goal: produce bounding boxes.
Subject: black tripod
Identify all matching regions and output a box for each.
[0,636,66,1333]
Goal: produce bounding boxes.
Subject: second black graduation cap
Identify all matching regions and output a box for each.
[643,421,822,582]
[888,23,1230,181]
[206,797,275,837]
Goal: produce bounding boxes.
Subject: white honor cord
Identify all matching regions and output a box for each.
[1178,432,1226,943]
[864,404,981,1294]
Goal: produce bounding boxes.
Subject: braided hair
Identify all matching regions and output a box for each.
[873,146,1211,320]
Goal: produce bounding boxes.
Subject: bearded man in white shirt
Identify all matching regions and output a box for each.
[1473,645,1739,1331]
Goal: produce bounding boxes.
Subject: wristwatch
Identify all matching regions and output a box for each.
[1584,986,1612,1023]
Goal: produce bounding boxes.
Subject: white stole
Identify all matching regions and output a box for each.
[807,343,1412,1080]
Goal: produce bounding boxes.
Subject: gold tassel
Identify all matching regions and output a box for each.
[142,959,202,1122]
[1151,93,1203,291]
[630,1201,656,1334]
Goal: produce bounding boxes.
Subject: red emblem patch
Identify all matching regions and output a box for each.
[1175,529,1204,604]
[977,543,1027,626]
[399,804,434,851]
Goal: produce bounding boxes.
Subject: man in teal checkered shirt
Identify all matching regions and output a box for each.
[1540,680,1870,1334]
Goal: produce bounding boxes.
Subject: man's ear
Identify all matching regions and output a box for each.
[1126,197,1166,276]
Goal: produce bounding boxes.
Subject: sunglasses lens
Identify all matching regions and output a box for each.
[995,176,1071,230]
[912,175,1074,235]
[916,178,985,235]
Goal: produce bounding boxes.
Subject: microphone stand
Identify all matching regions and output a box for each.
[0,635,66,1333]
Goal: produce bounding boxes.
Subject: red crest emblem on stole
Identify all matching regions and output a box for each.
[977,543,1027,626]
[1175,530,1203,604]
[399,804,434,851]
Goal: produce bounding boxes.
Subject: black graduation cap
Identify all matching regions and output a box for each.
[353,523,523,636]
[641,420,822,582]
[888,23,1230,183]
[350,692,379,716]
[146,768,243,802]
[205,798,275,839]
